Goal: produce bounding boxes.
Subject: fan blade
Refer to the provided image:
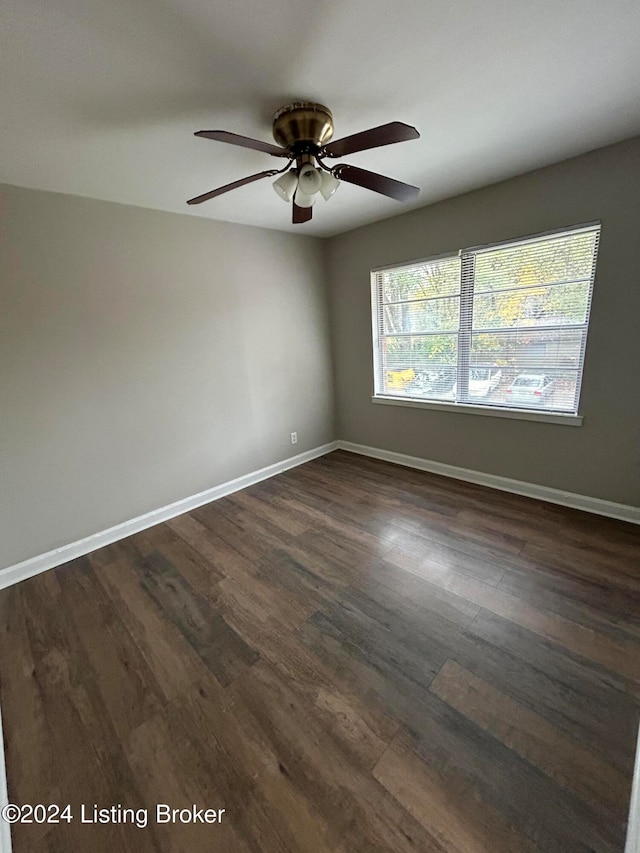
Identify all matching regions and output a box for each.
[187,170,277,205]
[292,202,312,224]
[322,122,419,158]
[333,164,419,202]
[195,130,288,157]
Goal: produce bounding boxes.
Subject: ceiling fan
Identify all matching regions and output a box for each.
[186,102,420,223]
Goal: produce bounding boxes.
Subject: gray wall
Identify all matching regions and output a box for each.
[3,136,639,572]
[326,136,640,507]
[0,185,334,569]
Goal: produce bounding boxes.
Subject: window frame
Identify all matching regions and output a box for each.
[370,222,601,426]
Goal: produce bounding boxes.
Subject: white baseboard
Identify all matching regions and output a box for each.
[0,704,11,853]
[0,442,339,591]
[1,436,637,593]
[337,441,640,525]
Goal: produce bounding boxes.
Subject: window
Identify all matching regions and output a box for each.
[371,223,600,418]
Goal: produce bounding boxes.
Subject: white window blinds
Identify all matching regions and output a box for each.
[371,224,600,415]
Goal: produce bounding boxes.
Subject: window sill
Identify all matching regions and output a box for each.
[371,395,583,426]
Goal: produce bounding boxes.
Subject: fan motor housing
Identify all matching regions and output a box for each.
[272,102,334,149]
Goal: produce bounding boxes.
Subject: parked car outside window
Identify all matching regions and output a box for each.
[385,368,415,391]
[505,373,555,406]
[451,365,502,399]
[407,367,456,397]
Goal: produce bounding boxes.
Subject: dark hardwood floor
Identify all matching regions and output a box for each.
[0,449,639,852]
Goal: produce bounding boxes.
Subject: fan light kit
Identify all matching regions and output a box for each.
[187,102,420,223]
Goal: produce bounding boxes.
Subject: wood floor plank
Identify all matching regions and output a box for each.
[373,735,539,853]
[430,659,630,826]
[497,561,640,642]
[132,550,259,687]
[386,543,640,684]
[189,504,274,565]
[271,490,400,561]
[0,586,60,849]
[284,525,391,579]
[298,534,640,776]
[127,709,252,853]
[523,540,640,594]
[91,554,217,700]
[216,561,316,634]
[343,560,480,631]
[227,487,316,537]
[466,609,640,767]
[451,622,638,776]
[276,468,418,553]
[16,571,160,853]
[297,608,453,745]
[253,549,343,613]
[54,558,165,740]
[166,680,336,853]
[228,658,446,852]
[306,601,448,699]
[210,605,400,770]
[197,497,301,558]
[166,511,242,575]
[270,535,356,589]
[397,694,625,852]
[131,523,226,593]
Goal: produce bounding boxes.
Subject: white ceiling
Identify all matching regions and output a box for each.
[2,0,640,237]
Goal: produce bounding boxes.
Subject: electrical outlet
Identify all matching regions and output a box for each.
[290,431,298,445]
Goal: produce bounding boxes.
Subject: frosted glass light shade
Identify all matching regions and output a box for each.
[320,171,340,200]
[297,164,323,196]
[294,187,316,208]
[273,170,298,202]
